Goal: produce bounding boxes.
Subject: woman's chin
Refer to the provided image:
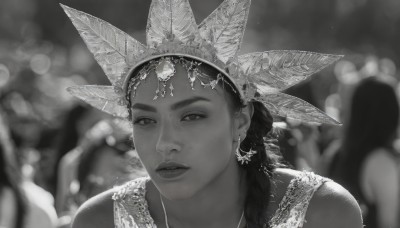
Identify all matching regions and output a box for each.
[157,183,198,201]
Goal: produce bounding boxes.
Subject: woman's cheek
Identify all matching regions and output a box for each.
[132,132,156,161]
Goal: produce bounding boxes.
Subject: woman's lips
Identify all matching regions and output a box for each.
[155,161,190,179]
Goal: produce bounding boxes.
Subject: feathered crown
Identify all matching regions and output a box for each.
[61,0,341,125]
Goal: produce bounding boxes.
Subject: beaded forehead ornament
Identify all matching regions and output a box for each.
[61,0,341,125]
[126,56,229,101]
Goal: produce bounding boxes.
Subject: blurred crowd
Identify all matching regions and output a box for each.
[1,0,400,227]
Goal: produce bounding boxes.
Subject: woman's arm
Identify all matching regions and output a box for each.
[72,189,115,228]
[305,181,363,228]
[363,150,399,228]
[0,187,17,228]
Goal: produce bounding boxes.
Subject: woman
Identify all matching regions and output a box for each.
[331,76,400,228]
[57,119,146,228]
[75,120,146,202]
[74,119,146,207]
[0,109,57,228]
[0,109,27,228]
[61,0,363,227]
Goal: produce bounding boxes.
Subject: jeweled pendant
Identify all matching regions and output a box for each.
[155,58,175,82]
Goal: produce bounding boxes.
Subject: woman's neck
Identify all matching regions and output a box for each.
[148,158,247,228]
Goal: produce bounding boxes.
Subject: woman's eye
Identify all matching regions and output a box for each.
[182,113,205,121]
[133,118,156,125]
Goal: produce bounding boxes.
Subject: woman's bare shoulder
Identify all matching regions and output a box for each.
[272,167,300,181]
[269,169,302,200]
[268,168,309,214]
[305,176,363,228]
[270,168,303,197]
[72,188,115,228]
[272,168,363,228]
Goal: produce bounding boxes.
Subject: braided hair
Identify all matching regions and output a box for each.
[240,101,280,228]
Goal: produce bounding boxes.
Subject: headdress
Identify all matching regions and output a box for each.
[61,0,341,125]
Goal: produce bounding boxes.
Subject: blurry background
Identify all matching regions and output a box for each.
[1,0,400,227]
[2,0,400,125]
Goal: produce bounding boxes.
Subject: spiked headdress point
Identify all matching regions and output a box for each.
[61,0,341,125]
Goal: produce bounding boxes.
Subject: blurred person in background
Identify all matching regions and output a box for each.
[274,121,322,171]
[287,122,321,171]
[0,109,27,228]
[0,108,57,228]
[50,104,105,197]
[56,119,146,228]
[331,76,400,228]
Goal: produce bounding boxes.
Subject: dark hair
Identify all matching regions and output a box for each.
[126,56,281,228]
[0,113,27,228]
[332,76,400,200]
[240,101,280,228]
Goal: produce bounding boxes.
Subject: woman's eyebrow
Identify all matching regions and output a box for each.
[171,96,211,111]
[131,103,157,112]
[131,97,210,112]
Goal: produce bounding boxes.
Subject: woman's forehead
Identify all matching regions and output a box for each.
[130,62,227,106]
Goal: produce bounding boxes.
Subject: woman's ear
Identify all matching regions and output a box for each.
[233,102,254,138]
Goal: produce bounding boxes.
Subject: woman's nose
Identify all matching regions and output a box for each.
[155,121,182,155]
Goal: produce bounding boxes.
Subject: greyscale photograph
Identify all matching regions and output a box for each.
[0,0,399,227]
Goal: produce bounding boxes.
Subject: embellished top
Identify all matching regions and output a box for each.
[112,171,328,228]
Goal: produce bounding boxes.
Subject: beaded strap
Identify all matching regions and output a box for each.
[268,171,328,228]
[113,172,328,228]
[113,177,155,228]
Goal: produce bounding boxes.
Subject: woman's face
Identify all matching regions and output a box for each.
[130,62,247,200]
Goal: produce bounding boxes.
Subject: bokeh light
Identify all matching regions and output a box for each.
[30,53,51,75]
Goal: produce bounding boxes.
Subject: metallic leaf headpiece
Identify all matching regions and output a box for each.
[61,0,342,125]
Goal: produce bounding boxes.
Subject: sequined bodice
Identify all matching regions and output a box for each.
[112,171,328,228]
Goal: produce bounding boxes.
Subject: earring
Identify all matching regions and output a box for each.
[236,136,257,165]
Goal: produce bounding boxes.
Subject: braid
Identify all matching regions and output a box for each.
[240,101,279,228]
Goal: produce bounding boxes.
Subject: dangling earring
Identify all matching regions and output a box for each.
[236,136,257,165]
